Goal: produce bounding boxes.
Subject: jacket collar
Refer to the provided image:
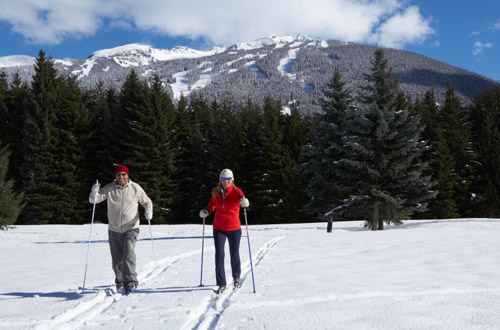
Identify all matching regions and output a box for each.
[114,179,131,188]
[222,184,234,194]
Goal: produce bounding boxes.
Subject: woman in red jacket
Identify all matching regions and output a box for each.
[200,169,249,294]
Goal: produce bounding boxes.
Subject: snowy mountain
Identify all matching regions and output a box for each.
[0,34,497,112]
[0,55,36,68]
[88,43,225,66]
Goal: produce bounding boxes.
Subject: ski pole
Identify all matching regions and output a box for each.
[147,216,159,280]
[199,215,206,286]
[82,179,99,292]
[243,208,256,293]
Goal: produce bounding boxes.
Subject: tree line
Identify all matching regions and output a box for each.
[1,49,499,230]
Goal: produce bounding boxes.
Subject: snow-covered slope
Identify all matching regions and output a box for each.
[89,43,224,67]
[0,55,36,68]
[228,34,314,50]
[1,219,499,329]
[0,34,496,108]
[0,34,324,69]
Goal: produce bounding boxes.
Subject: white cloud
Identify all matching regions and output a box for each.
[0,0,434,49]
[494,19,500,30]
[0,0,115,44]
[473,41,493,56]
[367,6,434,48]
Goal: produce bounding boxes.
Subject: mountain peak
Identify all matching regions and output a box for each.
[87,43,223,67]
[228,34,317,51]
[0,55,36,68]
[90,43,153,59]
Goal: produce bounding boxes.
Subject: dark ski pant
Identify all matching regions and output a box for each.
[108,228,139,289]
[213,228,241,286]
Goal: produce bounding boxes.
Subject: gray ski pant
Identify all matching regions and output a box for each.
[108,228,139,288]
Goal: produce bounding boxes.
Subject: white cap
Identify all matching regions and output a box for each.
[220,168,234,179]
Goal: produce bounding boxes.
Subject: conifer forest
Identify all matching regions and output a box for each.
[1,48,500,230]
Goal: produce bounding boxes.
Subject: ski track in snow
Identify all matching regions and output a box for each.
[181,235,285,330]
[35,247,206,330]
[32,235,284,330]
[240,287,500,309]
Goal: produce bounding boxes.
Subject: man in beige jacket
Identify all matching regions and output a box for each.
[89,164,153,294]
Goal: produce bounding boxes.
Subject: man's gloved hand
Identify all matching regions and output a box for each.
[145,211,153,221]
[91,182,100,195]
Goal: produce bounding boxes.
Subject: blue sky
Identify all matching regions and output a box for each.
[0,0,499,81]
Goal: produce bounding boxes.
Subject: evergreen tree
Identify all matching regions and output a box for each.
[135,75,178,223]
[332,49,435,230]
[173,95,212,222]
[280,104,310,222]
[21,70,90,224]
[0,146,23,230]
[415,90,457,219]
[439,82,477,216]
[107,72,181,223]
[239,100,266,224]
[207,99,245,176]
[418,90,440,143]
[257,97,287,223]
[17,51,91,224]
[470,87,500,217]
[303,69,355,220]
[18,50,60,224]
[84,81,115,181]
[204,99,256,222]
[169,95,193,221]
[5,73,30,188]
[0,71,8,142]
[83,82,118,223]
[49,75,91,224]
[424,131,458,218]
[108,70,148,165]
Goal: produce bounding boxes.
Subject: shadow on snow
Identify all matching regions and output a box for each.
[34,235,214,244]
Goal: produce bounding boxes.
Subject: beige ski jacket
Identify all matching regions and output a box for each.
[89,180,153,233]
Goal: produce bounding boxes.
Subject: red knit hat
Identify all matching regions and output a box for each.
[115,164,129,176]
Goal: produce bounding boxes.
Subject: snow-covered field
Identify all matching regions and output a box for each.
[1,219,499,330]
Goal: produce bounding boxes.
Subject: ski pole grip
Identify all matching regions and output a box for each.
[92,179,100,197]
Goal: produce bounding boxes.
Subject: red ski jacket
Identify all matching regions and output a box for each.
[206,185,245,231]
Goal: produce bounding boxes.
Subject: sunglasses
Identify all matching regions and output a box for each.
[221,177,232,181]
[116,172,128,177]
